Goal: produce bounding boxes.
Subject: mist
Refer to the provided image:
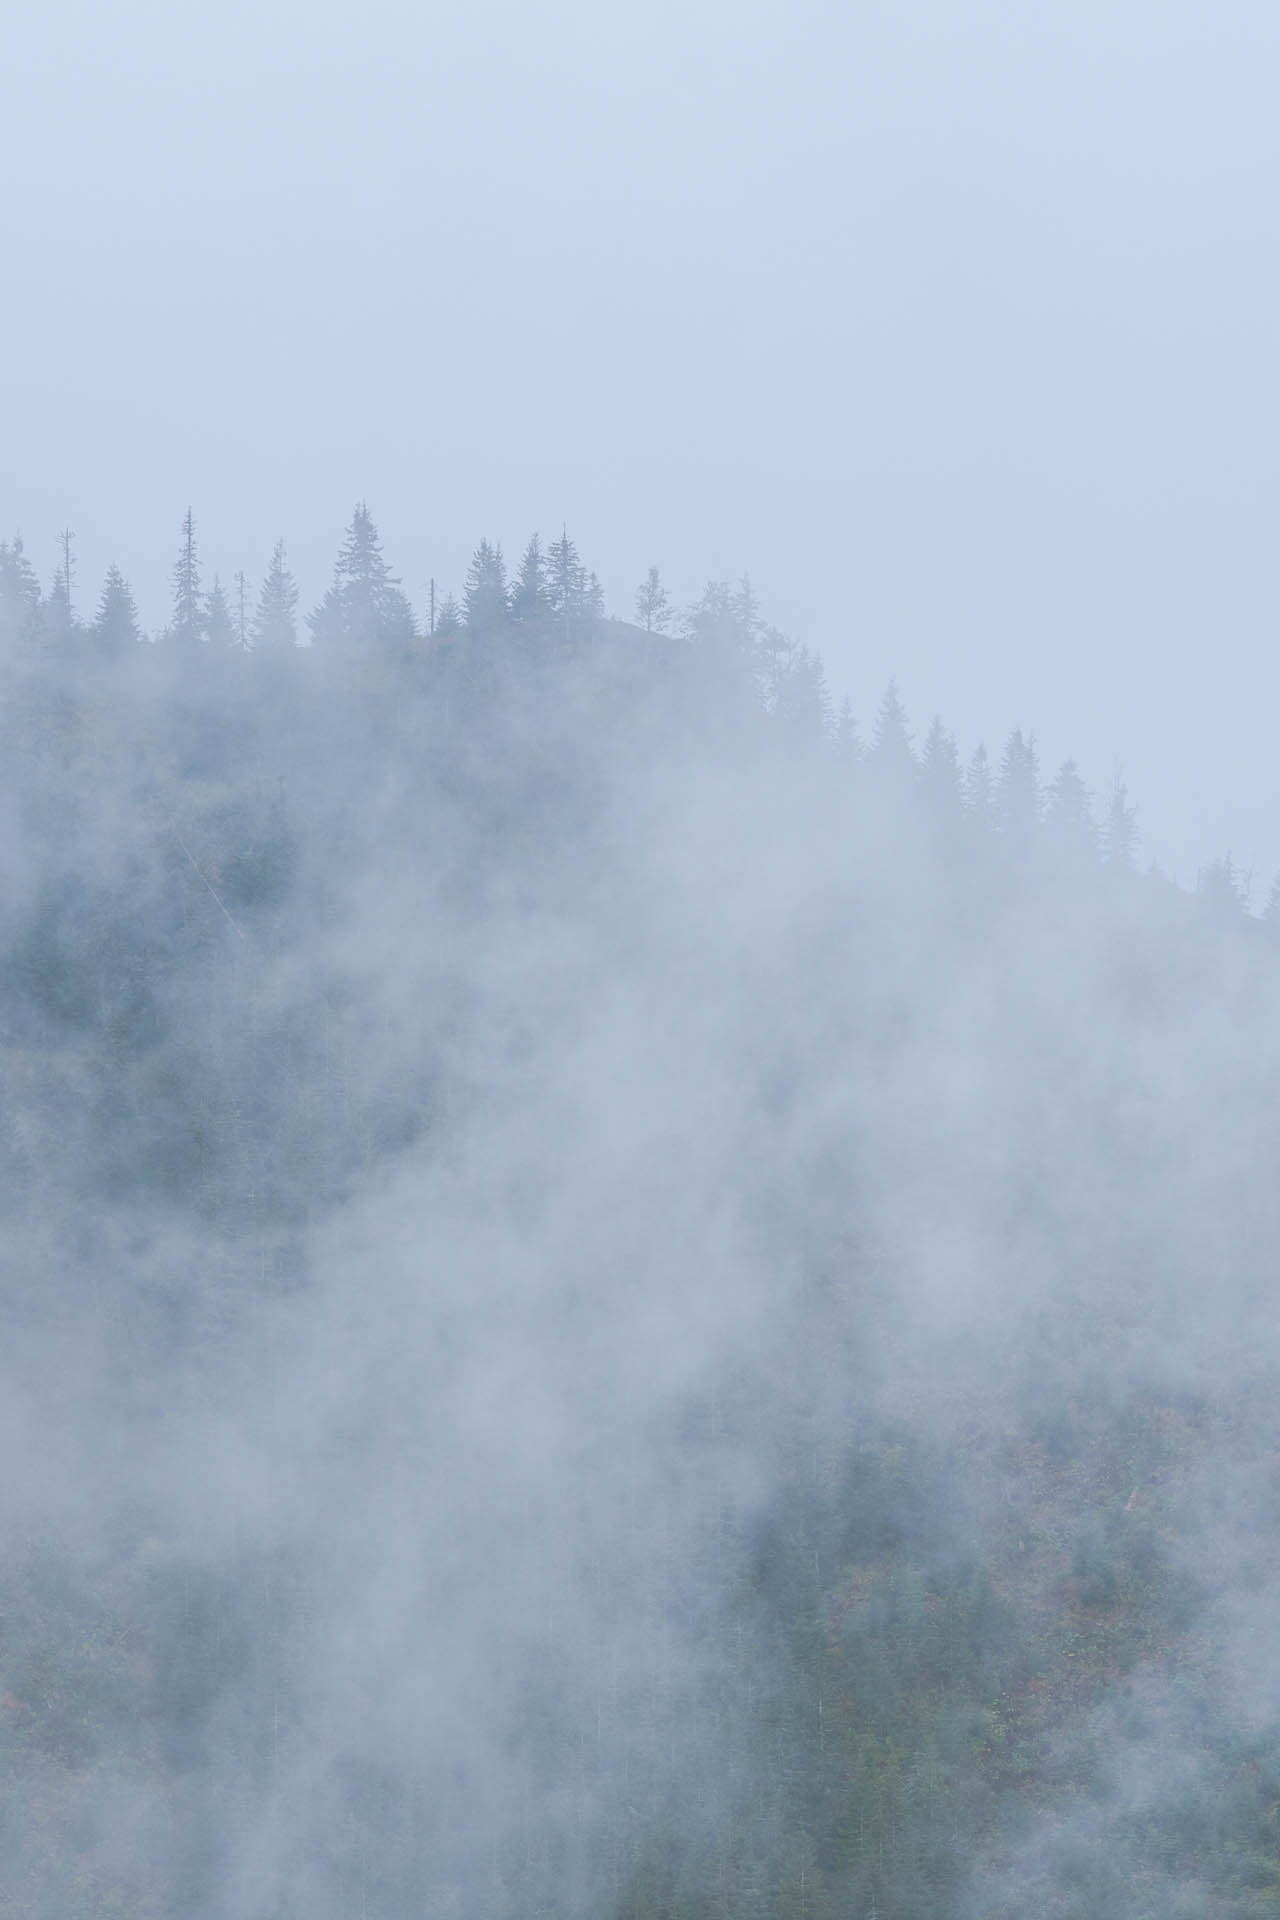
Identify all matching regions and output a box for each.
[6,3,1280,1912]
[0,539,1278,1915]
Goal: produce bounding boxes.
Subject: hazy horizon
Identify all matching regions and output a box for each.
[5,0,1280,885]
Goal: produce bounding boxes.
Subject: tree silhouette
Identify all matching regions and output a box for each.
[169,508,203,648]
[253,541,299,651]
[309,503,415,652]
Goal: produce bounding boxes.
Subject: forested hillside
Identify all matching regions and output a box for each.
[1,506,1278,1919]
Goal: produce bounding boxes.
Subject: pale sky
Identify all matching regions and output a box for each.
[4,0,1279,885]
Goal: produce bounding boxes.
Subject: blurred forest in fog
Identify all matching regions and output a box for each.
[1,507,1279,1918]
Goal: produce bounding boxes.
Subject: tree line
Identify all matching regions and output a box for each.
[2,503,1270,918]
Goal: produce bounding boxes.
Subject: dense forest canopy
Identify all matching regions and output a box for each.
[1,501,1279,1918]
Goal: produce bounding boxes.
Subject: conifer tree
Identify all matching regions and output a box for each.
[773,644,833,747]
[547,531,586,623]
[233,570,250,649]
[868,682,915,790]
[434,593,463,640]
[205,575,237,648]
[964,743,994,829]
[169,508,203,647]
[463,539,509,634]
[1197,854,1250,925]
[635,566,671,634]
[45,562,76,646]
[995,729,1040,848]
[0,534,42,645]
[833,697,860,765]
[919,716,963,819]
[309,503,415,652]
[509,535,550,622]
[90,565,141,654]
[757,623,794,706]
[1101,777,1139,869]
[253,540,299,650]
[1044,758,1096,862]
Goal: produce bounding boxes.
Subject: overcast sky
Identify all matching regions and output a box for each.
[4,0,1278,883]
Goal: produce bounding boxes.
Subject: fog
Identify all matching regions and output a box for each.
[5,1,1280,878]
[0,584,1277,1913]
[5,7,1280,1915]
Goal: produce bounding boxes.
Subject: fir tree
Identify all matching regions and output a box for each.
[509,535,550,622]
[169,508,203,648]
[1101,777,1139,869]
[758,623,794,707]
[919,716,963,820]
[0,534,43,645]
[634,566,671,634]
[547,531,586,624]
[205,575,237,648]
[45,559,77,646]
[995,729,1040,848]
[964,743,994,828]
[773,644,832,747]
[1197,854,1250,925]
[309,503,415,652]
[868,682,915,789]
[253,540,299,650]
[463,539,509,634]
[90,565,141,655]
[233,570,250,649]
[833,696,860,766]
[1044,758,1096,862]
[434,593,463,640]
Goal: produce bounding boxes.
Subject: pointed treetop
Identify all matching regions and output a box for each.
[309,503,415,650]
[510,534,550,622]
[169,507,203,647]
[635,565,671,634]
[91,564,141,654]
[253,540,299,651]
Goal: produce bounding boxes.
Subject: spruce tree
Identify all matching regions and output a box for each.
[463,539,509,634]
[1101,777,1139,869]
[635,566,671,634]
[995,729,1040,849]
[547,531,586,624]
[205,575,237,649]
[1044,758,1096,863]
[964,743,994,829]
[1197,854,1250,925]
[45,562,76,647]
[833,697,860,766]
[509,535,550,622]
[773,644,832,748]
[919,716,963,822]
[253,540,299,650]
[434,593,463,640]
[309,503,415,652]
[169,507,203,647]
[0,534,43,646]
[867,682,915,791]
[90,565,141,655]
